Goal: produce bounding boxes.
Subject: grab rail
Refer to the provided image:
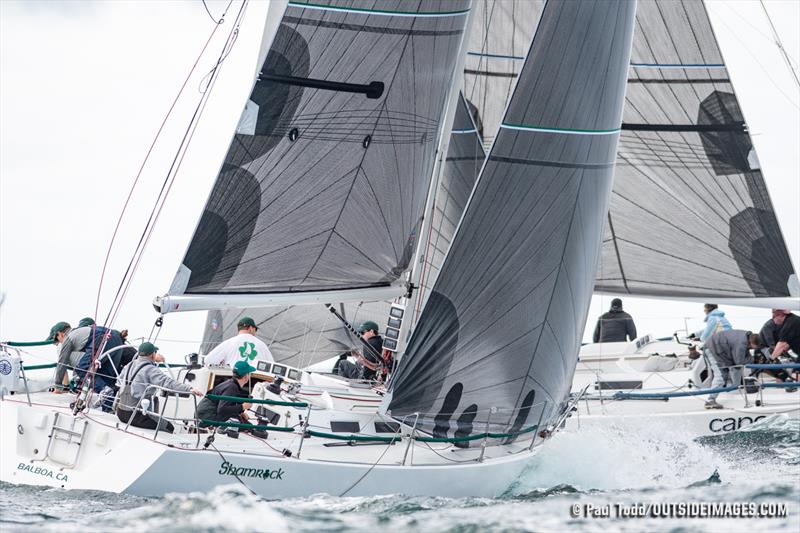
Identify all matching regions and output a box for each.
[200,419,296,432]
[205,393,308,408]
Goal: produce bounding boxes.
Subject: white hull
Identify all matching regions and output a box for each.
[0,391,541,498]
[571,337,800,437]
[566,392,800,437]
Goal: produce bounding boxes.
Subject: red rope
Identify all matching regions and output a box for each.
[93,18,225,325]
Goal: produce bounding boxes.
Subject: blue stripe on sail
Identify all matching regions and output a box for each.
[287,2,470,17]
[500,123,620,136]
[629,63,726,69]
[451,128,478,134]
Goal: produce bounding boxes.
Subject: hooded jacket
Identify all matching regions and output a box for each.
[695,309,732,342]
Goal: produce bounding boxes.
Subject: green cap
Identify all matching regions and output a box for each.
[233,360,257,376]
[47,321,71,342]
[358,320,379,333]
[237,316,257,330]
[77,317,95,328]
[138,342,159,355]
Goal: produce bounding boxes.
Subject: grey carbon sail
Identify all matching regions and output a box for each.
[462,0,544,148]
[201,301,390,368]
[463,0,797,300]
[388,0,636,440]
[410,92,485,324]
[175,0,471,295]
[598,0,796,298]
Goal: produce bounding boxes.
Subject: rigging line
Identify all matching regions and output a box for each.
[338,424,402,497]
[103,0,250,328]
[758,0,800,89]
[102,1,244,327]
[713,11,799,110]
[201,0,227,24]
[92,14,226,329]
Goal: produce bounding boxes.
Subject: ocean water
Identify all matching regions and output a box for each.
[1,416,798,533]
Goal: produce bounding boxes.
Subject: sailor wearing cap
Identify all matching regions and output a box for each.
[115,342,203,433]
[196,360,256,427]
[203,316,274,367]
[335,320,384,381]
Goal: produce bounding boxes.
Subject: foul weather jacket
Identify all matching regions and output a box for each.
[704,329,753,369]
[695,309,732,342]
[593,310,637,343]
[196,378,249,423]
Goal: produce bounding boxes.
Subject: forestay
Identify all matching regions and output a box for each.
[387,1,636,440]
[169,0,472,298]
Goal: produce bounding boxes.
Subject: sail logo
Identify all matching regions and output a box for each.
[0,359,12,375]
[218,460,284,480]
[238,342,257,361]
[17,462,69,482]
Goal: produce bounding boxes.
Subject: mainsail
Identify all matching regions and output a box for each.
[462,0,544,149]
[387,0,636,438]
[201,92,485,368]
[412,92,485,324]
[599,0,797,299]
[462,0,796,302]
[163,0,473,310]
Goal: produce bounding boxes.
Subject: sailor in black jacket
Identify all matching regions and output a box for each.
[593,298,638,343]
[196,360,255,425]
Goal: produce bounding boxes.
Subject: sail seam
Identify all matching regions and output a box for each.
[287,2,470,18]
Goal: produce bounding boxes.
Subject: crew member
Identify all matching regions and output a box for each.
[196,360,255,427]
[48,320,133,394]
[204,316,274,367]
[116,342,202,433]
[770,309,800,359]
[704,330,762,409]
[754,311,795,386]
[691,304,732,342]
[592,298,637,343]
[335,321,384,380]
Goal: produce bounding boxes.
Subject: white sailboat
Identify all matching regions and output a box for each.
[0,0,638,496]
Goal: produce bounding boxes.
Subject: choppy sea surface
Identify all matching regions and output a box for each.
[1,416,798,532]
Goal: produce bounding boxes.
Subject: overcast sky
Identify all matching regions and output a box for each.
[1,0,798,365]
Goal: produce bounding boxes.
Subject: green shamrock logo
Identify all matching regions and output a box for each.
[238,342,257,361]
